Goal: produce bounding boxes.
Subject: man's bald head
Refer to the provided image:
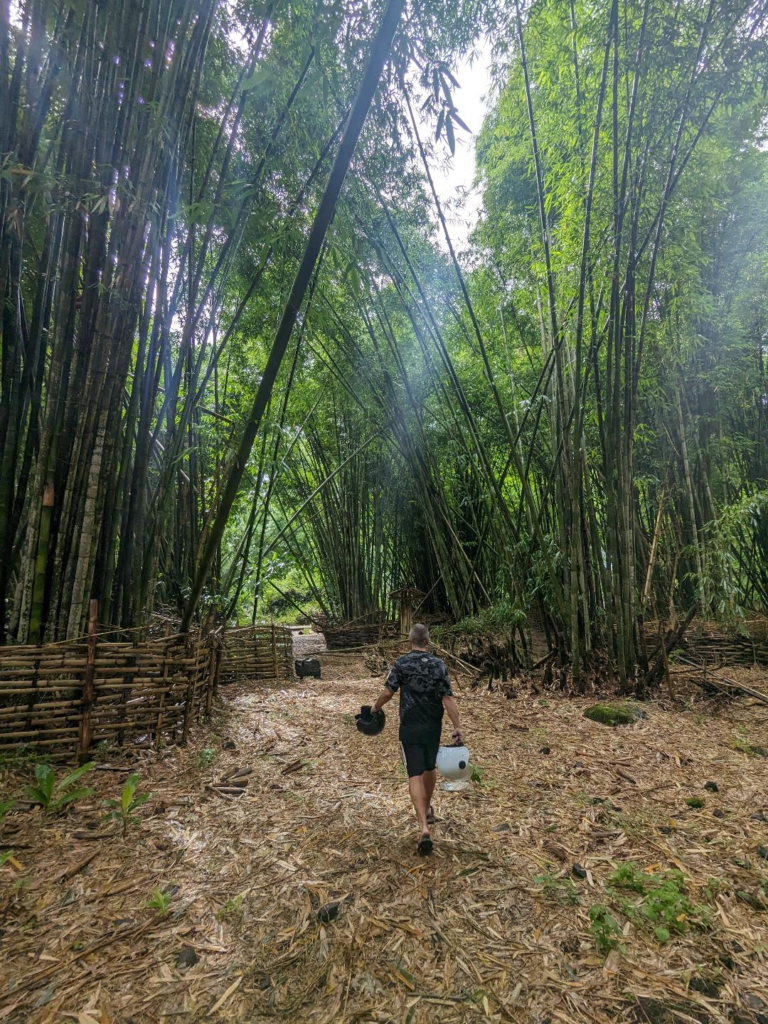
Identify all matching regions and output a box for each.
[409,623,430,649]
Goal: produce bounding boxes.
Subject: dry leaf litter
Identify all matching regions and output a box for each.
[1,643,768,1024]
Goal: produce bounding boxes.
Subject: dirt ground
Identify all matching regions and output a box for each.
[2,650,768,1024]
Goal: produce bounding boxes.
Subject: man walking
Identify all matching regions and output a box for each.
[370,623,463,855]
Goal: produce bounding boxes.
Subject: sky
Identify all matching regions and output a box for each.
[423,44,494,254]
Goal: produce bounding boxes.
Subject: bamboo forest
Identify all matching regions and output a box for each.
[2,0,768,1021]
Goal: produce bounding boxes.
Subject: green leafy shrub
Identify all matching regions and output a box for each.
[435,601,528,637]
[195,748,216,768]
[25,762,94,815]
[686,796,705,809]
[104,773,153,836]
[607,863,712,943]
[608,862,648,893]
[589,905,622,954]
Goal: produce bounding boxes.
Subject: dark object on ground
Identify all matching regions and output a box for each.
[571,863,587,879]
[758,845,768,861]
[583,703,643,726]
[417,835,433,856]
[355,705,386,735]
[737,994,768,1024]
[176,947,198,969]
[223,740,236,750]
[295,657,321,678]
[317,901,342,922]
[704,781,718,792]
[713,809,725,819]
[689,976,720,998]
[492,822,510,832]
[540,746,551,754]
[751,811,767,822]
[572,761,584,769]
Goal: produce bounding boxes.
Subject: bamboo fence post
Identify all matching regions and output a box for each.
[25,649,41,737]
[181,634,196,744]
[205,638,215,717]
[213,635,222,696]
[76,600,98,764]
[155,622,171,749]
[272,623,278,680]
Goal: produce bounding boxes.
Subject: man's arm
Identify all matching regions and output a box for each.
[372,688,394,714]
[373,661,399,714]
[442,695,464,744]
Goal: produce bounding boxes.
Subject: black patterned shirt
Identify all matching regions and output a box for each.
[385,650,453,744]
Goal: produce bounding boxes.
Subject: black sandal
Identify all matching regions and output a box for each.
[417,834,433,856]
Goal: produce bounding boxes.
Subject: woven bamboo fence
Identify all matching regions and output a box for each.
[684,623,768,668]
[219,625,293,684]
[324,621,399,649]
[0,616,292,759]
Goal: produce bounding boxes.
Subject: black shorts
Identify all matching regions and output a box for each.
[400,737,440,777]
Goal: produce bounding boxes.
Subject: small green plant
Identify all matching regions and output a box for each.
[589,904,622,954]
[534,872,580,906]
[0,850,16,867]
[216,893,245,921]
[609,863,649,893]
[146,887,174,916]
[195,747,216,768]
[25,762,94,815]
[703,877,725,901]
[686,796,705,809]
[607,863,711,943]
[0,796,15,823]
[470,764,483,784]
[103,773,153,837]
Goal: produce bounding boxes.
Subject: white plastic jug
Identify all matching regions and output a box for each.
[436,744,471,781]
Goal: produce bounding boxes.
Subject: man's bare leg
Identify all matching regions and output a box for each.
[408,773,430,838]
[424,769,436,822]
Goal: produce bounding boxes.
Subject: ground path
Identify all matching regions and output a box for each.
[2,650,768,1022]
